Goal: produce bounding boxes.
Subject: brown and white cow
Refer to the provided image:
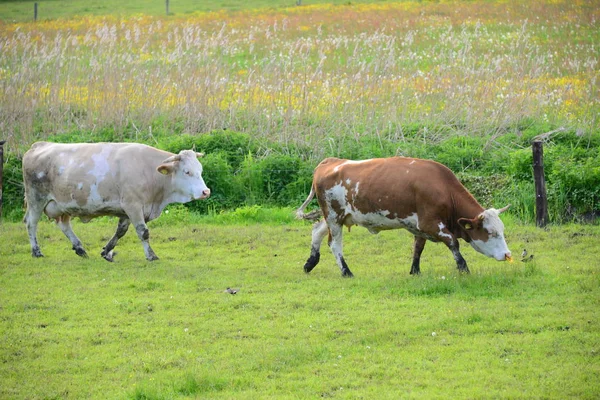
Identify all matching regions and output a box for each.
[296,157,512,277]
[22,141,210,261]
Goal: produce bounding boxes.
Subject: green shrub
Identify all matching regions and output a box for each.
[1,155,24,221]
[188,151,240,213]
[159,130,257,170]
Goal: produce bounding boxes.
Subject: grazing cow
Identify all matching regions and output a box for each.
[22,142,211,261]
[296,157,512,277]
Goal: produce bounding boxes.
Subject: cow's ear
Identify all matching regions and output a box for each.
[458,217,476,231]
[196,152,205,158]
[157,164,174,175]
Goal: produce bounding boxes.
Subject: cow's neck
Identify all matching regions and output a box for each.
[450,188,485,240]
[146,178,190,221]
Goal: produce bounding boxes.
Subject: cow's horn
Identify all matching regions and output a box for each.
[196,152,205,158]
[161,154,181,164]
[498,204,511,214]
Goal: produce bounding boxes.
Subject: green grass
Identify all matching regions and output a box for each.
[0,0,388,22]
[1,212,599,398]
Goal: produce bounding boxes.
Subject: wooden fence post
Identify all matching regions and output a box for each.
[0,140,5,221]
[166,0,170,15]
[532,140,549,227]
[34,3,38,21]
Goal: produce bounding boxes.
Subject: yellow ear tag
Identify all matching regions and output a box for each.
[159,168,169,175]
[464,223,472,230]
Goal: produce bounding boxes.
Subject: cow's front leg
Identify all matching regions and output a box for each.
[410,236,427,275]
[437,226,469,273]
[304,219,329,274]
[56,215,88,258]
[126,209,159,261]
[327,223,353,277]
[101,217,130,262]
[134,222,158,261]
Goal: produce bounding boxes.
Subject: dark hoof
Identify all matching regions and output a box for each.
[457,267,470,274]
[304,262,316,274]
[410,270,421,276]
[147,255,159,261]
[303,253,320,273]
[73,246,88,258]
[32,249,44,258]
[341,269,354,278]
[102,250,116,262]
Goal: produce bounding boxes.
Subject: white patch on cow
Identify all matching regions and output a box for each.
[354,181,360,195]
[348,210,420,235]
[469,209,511,261]
[346,178,351,185]
[333,159,373,172]
[36,171,45,179]
[324,182,350,221]
[90,147,112,182]
[401,213,420,230]
[89,183,103,204]
[438,222,453,243]
[77,182,83,190]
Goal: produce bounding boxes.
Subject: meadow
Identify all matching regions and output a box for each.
[0,212,599,399]
[0,1,599,398]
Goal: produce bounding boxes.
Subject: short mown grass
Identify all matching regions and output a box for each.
[1,212,598,399]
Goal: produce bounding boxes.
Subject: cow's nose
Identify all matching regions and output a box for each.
[505,252,513,263]
[202,188,211,198]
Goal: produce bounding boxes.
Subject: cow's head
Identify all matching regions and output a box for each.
[458,205,512,262]
[157,150,211,201]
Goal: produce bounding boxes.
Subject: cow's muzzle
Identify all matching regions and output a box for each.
[505,253,513,263]
[198,188,211,200]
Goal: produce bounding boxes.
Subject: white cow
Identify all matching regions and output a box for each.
[22,142,210,261]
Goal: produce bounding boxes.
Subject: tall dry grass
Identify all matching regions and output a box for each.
[0,1,598,157]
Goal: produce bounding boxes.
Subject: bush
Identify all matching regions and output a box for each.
[159,130,257,170]
[1,154,24,221]
[1,126,598,224]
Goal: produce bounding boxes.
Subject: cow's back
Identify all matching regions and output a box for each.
[312,156,472,221]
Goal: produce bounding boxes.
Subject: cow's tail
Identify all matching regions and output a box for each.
[295,187,322,221]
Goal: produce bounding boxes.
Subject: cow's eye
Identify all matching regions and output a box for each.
[184,169,192,176]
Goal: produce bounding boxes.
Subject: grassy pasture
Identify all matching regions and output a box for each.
[1,213,599,399]
[0,0,388,22]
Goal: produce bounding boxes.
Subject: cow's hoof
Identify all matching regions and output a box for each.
[102,250,116,262]
[304,254,320,273]
[410,270,421,276]
[341,269,354,278]
[32,249,44,258]
[73,246,88,258]
[457,267,470,274]
[147,255,159,261]
[304,262,316,274]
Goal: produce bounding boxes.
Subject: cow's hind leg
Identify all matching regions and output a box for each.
[56,215,88,258]
[304,219,329,274]
[410,236,427,275]
[328,223,353,277]
[101,217,130,262]
[24,203,44,258]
